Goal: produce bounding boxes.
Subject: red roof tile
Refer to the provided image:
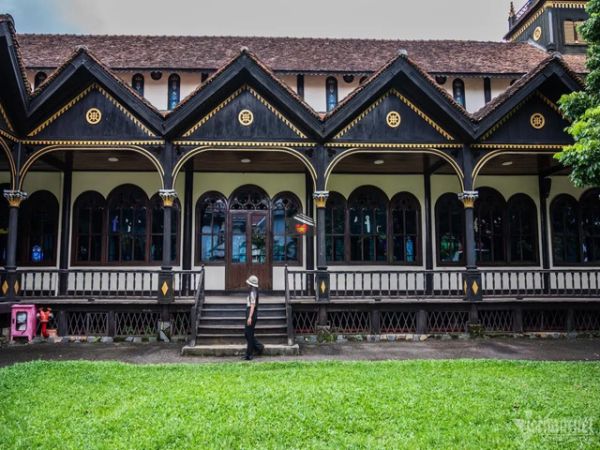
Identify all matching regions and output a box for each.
[16,34,571,75]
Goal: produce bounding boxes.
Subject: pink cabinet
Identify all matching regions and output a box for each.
[10,304,37,342]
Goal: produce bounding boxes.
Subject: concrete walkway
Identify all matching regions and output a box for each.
[1,338,599,367]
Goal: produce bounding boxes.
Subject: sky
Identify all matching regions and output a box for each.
[3,0,517,40]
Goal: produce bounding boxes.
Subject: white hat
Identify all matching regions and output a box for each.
[246,275,259,288]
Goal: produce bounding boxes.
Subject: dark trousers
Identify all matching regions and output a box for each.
[244,322,264,357]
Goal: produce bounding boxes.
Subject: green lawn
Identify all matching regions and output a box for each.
[0,360,599,449]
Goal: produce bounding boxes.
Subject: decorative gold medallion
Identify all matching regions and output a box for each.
[472,280,479,295]
[530,113,545,129]
[386,111,401,128]
[86,108,102,125]
[14,280,19,295]
[1,280,8,295]
[320,281,326,294]
[238,109,254,126]
[161,281,169,296]
[533,26,542,41]
[463,280,467,295]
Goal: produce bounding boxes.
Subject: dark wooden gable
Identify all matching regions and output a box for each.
[332,89,455,144]
[181,85,307,142]
[480,92,572,144]
[27,84,158,141]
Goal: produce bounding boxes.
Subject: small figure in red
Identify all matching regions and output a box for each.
[37,307,53,338]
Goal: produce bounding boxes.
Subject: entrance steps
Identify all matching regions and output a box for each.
[191,296,291,346]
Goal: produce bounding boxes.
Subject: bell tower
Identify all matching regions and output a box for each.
[504,0,588,55]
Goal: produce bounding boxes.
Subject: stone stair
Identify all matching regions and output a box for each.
[194,297,290,345]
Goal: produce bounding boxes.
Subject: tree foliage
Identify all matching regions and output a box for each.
[558,0,600,187]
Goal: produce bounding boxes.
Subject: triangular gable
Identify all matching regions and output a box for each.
[333,89,454,143]
[480,92,571,144]
[26,83,158,141]
[181,85,307,141]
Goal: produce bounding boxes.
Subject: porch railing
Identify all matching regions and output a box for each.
[286,269,463,300]
[0,268,204,300]
[286,268,600,301]
[189,268,206,346]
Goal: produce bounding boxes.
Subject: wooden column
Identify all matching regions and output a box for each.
[423,157,434,294]
[305,171,315,271]
[539,177,551,293]
[59,153,73,295]
[182,163,194,271]
[313,190,329,301]
[2,190,27,300]
[459,144,482,302]
[158,189,177,302]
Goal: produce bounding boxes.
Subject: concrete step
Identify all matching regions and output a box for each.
[201,309,285,318]
[202,303,285,310]
[197,325,287,335]
[194,334,289,345]
[182,343,299,357]
[199,317,286,325]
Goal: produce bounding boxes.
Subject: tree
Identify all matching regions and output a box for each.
[558,0,600,187]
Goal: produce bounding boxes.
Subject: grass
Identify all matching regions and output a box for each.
[0,360,599,449]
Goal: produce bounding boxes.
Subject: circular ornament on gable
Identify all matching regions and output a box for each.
[530,112,545,129]
[533,26,542,41]
[386,111,401,128]
[86,108,102,125]
[238,109,254,126]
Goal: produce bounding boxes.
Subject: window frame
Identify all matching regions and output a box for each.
[452,78,466,108]
[18,190,59,266]
[325,76,338,112]
[550,194,582,266]
[390,192,422,265]
[435,192,465,267]
[506,193,539,265]
[132,73,145,96]
[325,192,348,264]
[71,190,106,265]
[195,191,228,266]
[271,191,303,266]
[167,73,181,110]
[347,186,389,264]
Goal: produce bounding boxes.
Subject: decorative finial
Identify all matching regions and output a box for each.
[509,1,516,17]
[240,46,249,53]
[398,48,408,57]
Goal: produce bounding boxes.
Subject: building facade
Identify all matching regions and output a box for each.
[1,1,599,340]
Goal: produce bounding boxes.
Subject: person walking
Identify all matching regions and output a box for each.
[243,275,264,360]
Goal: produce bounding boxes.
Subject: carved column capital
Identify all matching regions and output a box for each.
[313,191,329,209]
[3,190,28,208]
[458,190,478,209]
[158,189,178,207]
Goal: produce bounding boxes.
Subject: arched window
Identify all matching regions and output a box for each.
[196,192,227,263]
[18,190,59,265]
[452,78,466,108]
[34,71,47,89]
[0,183,9,265]
[551,194,580,264]
[107,185,149,263]
[272,192,302,263]
[390,193,421,264]
[229,185,269,210]
[73,191,105,263]
[474,188,506,264]
[580,189,600,263]
[507,194,538,263]
[436,193,464,264]
[348,186,388,262]
[167,74,180,110]
[325,76,338,112]
[132,73,144,96]
[150,194,180,263]
[325,192,347,263]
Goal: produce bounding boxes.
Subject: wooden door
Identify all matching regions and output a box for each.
[226,211,271,290]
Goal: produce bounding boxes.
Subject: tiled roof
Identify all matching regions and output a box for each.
[16,34,577,75]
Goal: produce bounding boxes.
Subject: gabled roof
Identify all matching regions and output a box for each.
[26,47,165,135]
[472,53,585,138]
[165,48,323,138]
[17,33,584,75]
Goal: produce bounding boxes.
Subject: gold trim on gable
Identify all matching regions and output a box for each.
[173,139,315,147]
[0,102,14,132]
[27,83,158,138]
[480,91,567,142]
[333,89,455,141]
[507,1,587,41]
[325,142,462,149]
[22,139,164,146]
[472,143,568,149]
[182,85,307,139]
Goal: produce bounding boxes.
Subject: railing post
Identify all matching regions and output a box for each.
[57,310,68,337]
[315,270,330,302]
[417,309,427,334]
[158,189,177,303]
[313,191,330,302]
[371,308,381,335]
